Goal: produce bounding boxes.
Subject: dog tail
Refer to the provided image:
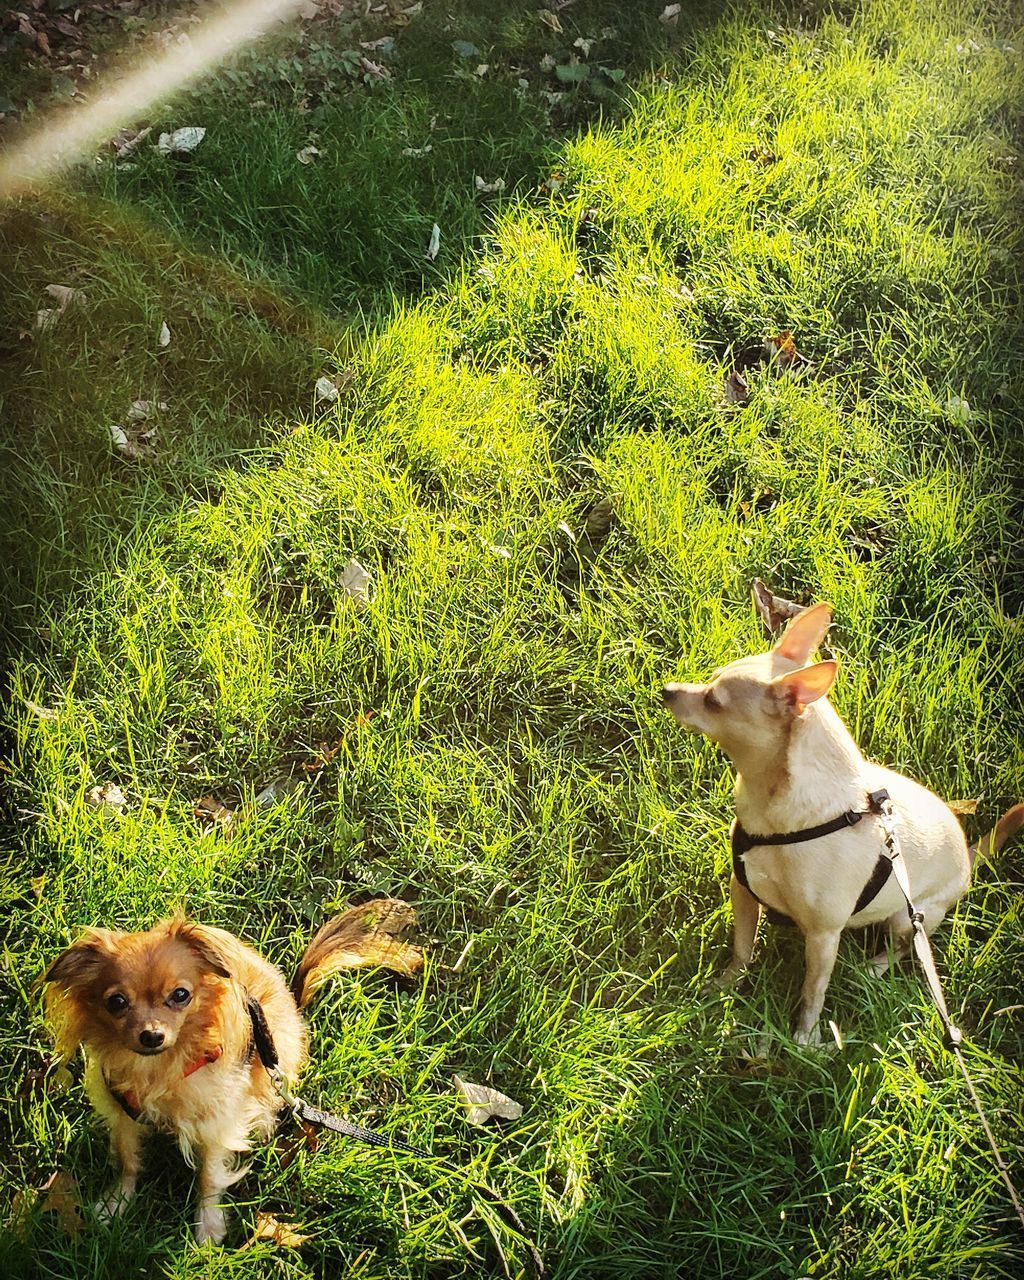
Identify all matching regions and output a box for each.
[291,898,422,1009]
[970,803,1024,868]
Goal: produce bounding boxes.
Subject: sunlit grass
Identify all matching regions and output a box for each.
[1,1,1023,1277]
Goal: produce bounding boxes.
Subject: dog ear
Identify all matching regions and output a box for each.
[41,931,114,992]
[772,602,833,664]
[170,920,233,979]
[772,660,838,714]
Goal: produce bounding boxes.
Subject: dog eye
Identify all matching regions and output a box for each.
[105,993,129,1015]
[167,987,192,1007]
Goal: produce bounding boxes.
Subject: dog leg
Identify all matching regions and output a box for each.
[794,929,842,1045]
[194,1143,241,1245]
[710,874,762,990]
[96,1110,144,1221]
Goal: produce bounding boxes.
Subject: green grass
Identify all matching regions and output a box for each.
[2,1,1024,1277]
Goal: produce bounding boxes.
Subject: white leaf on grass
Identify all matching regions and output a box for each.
[359,57,390,80]
[944,395,972,425]
[475,63,489,77]
[315,375,339,402]
[426,223,441,260]
[254,776,303,808]
[158,321,171,347]
[573,37,593,57]
[297,145,321,165]
[403,1,423,13]
[35,309,59,331]
[156,126,206,156]
[402,144,433,157]
[474,175,506,195]
[539,53,557,71]
[126,400,168,422]
[86,782,127,812]
[339,558,372,610]
[660,4,682,23]
[453,1075,523,1126]
[44,284,78,310]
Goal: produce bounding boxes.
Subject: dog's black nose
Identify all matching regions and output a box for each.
[139,1028,165,1050]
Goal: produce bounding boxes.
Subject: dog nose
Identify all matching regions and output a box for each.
[139,1028,165,1050]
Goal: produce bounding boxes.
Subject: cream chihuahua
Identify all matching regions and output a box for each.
[663,601,1023,1043]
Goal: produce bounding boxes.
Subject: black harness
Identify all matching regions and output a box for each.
[731,788,894,927]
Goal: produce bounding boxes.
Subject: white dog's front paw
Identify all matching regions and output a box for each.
[702,963,746,996]
[793,1024,824,1048]
[195,1205,227,1245]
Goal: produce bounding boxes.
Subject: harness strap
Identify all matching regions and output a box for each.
[731,790,894,926]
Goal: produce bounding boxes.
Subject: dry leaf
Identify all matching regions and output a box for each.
[453,1075,524,1126]
[948,798,979,816]
[584,496,614,539]
[193,795,236,836]
[86,782,127,813]
[402,144,433,157]
[297,145,321,165]
[17,1058,73,1101]
[158,321,171,348]
[723,370,749,405]
[254,776,303,808]
[315,375,339,402]
[474,175,506,195]
[426,222,441,260]
[764,329,808,370]
[44,284,78,311]
[751,579,806,634]
[359,56,390,80]
[660,4,682,23]
[295,898,423,1004]
[339,557,372,610]
[40,1172,82,1238]
[248,1211,309,1249]
[300,739,344,772]
[538,9,563,33]
[127,399,168,422]
[111,125,152,159]
[35,309,59,331]
[157,126,206,156]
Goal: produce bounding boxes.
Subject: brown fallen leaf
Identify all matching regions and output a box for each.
[723,370,749,405]
[751,579,806,635]
[538,9,564,33]
[584,496,614,540]
[948,798,979,816]
[277,1120,320,1171]
[764,329,809,370]
[39,1172,82,1238]
[110,125,152,159]
[294,899,422,1005]
[247,1211,309,1249]
[193,795,236,836]
[453,1075,524,1126]
[17,1057,73,1101]
[44,284,79,311]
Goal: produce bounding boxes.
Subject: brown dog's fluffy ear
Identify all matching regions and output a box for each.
[42,930,115,992]
[772,602,833,665]
[167,918,233,979]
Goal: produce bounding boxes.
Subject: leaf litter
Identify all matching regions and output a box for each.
[453,1076,524,1126]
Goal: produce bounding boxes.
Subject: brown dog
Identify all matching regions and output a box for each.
[42,901,420,1242]
[663,602,1023,1042]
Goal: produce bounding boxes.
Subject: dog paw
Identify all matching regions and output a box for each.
[194,1206,227,1246]
[701,964,746,996]
[94,1190,132,1223]
[793,1025,824,1048]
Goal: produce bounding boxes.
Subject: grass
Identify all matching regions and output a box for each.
[2,0,1023,1276]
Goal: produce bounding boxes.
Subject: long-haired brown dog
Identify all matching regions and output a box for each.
[42,901,420,1243]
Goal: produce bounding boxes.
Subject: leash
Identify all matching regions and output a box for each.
[245,997,545,1276]
[871,791,1024,1231]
